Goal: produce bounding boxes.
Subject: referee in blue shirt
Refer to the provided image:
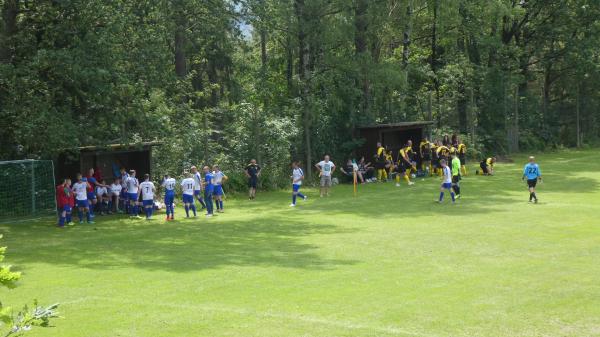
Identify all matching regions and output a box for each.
[522,156,542,203]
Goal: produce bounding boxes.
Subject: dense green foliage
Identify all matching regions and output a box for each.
[1,0,599,180]
[1,150,599,336]
[0,235,58,336]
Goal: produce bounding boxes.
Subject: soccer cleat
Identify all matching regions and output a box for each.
[88,221,95,224]
[166,216,170,221]
[408,182,415,186]
[456,194,461,199]
[395,183,400,187]
[206,214,213,218]
[79,221,84,224]
[303,196,308,201]
[67,222,75,226]
[534,199,538,204]
[289,203,296,207]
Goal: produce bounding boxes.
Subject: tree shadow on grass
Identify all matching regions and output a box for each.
[1,216,359,273]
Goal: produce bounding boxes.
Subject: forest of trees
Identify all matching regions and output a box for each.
[1,0,599,184]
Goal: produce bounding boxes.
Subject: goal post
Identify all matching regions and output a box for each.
[0,160,56,221]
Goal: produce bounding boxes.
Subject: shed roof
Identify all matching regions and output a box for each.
[76,141,162,152]
[357,121,434,130]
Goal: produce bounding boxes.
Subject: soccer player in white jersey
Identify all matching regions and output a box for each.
[191,166,207,210]
[438,159,455,204]
[181,172,197,217]
[290,161,308,207]
[139,174,156,220]
[125,170,141,218]
[212,165,228,213]
[162,174,177,220]
[73,174,94,224]
[96,179,109,215]
[109,178,122,213]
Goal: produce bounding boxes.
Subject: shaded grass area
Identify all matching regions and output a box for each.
[1,149,599,336]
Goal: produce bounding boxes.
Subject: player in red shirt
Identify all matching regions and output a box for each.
[56,178,73,228]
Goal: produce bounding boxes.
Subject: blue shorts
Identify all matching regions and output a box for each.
[213,185,223,196]
[87,192,96,200]
[127,193,138,201]
[122,193,129,200]
[142,200,154,207]
[293,184,301,192]
[164,191,175,205]
[182,194,194,204]
[442,183,452,190]
[194,190,202,196]
[76,199,89,208]
[62,205,72,213]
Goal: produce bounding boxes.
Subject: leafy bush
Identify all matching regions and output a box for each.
[0,235,58,336]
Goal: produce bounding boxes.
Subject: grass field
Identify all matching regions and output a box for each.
[1,150,600,337]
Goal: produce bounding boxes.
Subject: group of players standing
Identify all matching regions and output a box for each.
[55,163,238,227]
[371,135,466,203]
[373,134,468,186]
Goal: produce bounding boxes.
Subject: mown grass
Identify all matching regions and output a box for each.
[1,149,599,337]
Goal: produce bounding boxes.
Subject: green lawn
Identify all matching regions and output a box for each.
[2,150,600,337]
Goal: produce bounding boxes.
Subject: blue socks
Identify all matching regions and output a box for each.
[184,205,190,217]
[298,193,306,199]
[145,207,152,219]
[292,194,297,204]
[66,213,72,223]
[58,216,65,226]
[78,210,83,222]
[190,204,197,216]
[86,210,91,222]
[439,191,456,202]
[198,197,206,208]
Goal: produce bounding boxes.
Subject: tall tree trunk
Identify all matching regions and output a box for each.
[295,0,312,178]
[576,84,581,148]
[430,0,441,127]
[402,2,412,68]
[174,26,186,77]
[355,0,370,117]
[0,0,18,64]
[256,26,268,163]
[286,34,293,92]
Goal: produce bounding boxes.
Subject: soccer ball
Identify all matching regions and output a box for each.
[411,173,416,179]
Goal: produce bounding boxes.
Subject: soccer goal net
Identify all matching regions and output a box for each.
[0,160,56,221]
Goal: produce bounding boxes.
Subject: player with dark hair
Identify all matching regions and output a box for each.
[245,159,261,200]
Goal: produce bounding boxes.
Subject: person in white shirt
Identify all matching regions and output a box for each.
[139,174,156,219]
[212,165,228,213]
[95,180,110,215]
[290,161,308,207]
[438,159,455,204]
[72,174,93,224]
[191,166,207,209]
[180,172,197,217]
[315,155,336,197]
[125,170,140,218]
[161,174,177,220]
[109,178,123,213]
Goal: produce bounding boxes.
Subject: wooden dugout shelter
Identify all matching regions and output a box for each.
[355,121,434,160]
[55,141,162,183]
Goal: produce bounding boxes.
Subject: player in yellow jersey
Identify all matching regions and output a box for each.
[384,148,394,181]
[479,157,496,175]
[430,141,439,177]
[395,140,416,186]
[457,139,467,176]
[419,137,432,176]
[435,142,450,176]
[375,142,387,182]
